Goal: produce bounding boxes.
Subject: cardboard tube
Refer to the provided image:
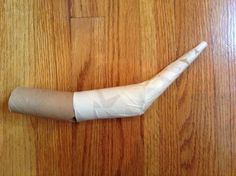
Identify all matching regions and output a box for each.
[8,87,75,121]
[8,42,207,122]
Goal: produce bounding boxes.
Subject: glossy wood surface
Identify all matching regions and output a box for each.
[0,0,236,175]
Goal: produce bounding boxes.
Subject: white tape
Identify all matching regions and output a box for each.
[73,41,208,122]
[73,84,145,121]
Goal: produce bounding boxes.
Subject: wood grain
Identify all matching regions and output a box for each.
[70,0,144,173]
[0,0,73,175]
[1,0,236,175]
[174,1,215,175]
[140,1,178,175]
[70,0,107,17]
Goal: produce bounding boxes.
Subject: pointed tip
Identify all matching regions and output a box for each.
[196,41,208,53]
[201,41,208,46]
[177,41,208,65]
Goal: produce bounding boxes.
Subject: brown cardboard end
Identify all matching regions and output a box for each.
[8,87,75,121]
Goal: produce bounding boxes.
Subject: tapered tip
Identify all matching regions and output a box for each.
[178,41,208,65]
[196,41,208,52]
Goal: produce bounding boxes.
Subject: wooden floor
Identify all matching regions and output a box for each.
[0,0,236,175]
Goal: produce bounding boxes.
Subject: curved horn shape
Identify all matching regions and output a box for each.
[9,41,207,122]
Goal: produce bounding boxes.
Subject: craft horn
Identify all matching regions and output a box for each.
[8,41,208,122]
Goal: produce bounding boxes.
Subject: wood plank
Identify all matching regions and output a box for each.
[174,1,215,175]
[71,17,108,176]
[71,0,144,175]
[208,0,236,175]
[0,1,37,175]
[228,1,236,174]
[105,0,144,175]
[0,0,72,175]
[32,1,73,175]
[140,0,179,175]
[70,0,107,17]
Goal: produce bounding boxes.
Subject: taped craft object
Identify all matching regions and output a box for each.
[8,41,208,122]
